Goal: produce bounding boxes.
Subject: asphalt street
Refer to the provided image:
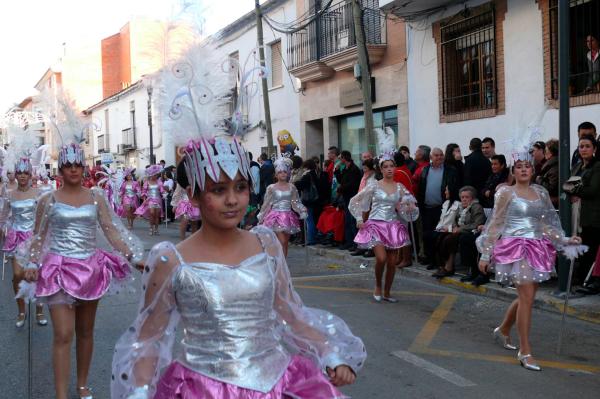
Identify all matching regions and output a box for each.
[1,221,599,398]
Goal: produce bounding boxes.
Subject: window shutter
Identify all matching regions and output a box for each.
[270,41,283,87]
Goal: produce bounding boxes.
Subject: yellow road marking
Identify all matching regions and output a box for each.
[295,282,600,374]
[409,294,457,350]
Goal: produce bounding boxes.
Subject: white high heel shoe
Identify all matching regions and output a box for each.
[493,327,517,350]
[15,313,26,328]
[518,352,542,371]
[78,386,93,399]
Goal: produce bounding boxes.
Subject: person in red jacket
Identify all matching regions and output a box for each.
[411,145,431,194]
[393,151,415,267]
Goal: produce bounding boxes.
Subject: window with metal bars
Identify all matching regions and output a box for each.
[549,0,600,98]
[270,40,283,87]
[440,7,496,115]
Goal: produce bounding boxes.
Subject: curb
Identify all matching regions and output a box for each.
[305,245,600,324]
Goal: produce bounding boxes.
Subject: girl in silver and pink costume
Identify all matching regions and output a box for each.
[135,165,165,235]
[258,156,307,257]
[119,169,141,229]
[171,183,200,240]
[477,150,582,372]
[112,137,365,399]
[22,141,143,399]
[1,157,47,327]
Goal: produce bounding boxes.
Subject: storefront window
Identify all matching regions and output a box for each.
[339,108,398,162]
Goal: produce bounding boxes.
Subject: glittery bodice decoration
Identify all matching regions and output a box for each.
[368,187,401,221]
[270,189,293,212]
[172,253,289,393]
[148,184,160,199]
[10,198,36,232]
[48,203,97,259]
[503,196,546,239]
[125,183,136,198]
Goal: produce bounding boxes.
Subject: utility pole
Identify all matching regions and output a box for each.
[556,0,572,294]
[147,85,155,165]
[255,0,275,156]
[352,0,376,155]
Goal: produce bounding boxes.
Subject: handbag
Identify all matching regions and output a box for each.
[562,175,582,194]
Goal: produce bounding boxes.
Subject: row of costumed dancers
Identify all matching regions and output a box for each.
[0,35,588,399]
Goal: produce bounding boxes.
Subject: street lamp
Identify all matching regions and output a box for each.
[147,85,155,165]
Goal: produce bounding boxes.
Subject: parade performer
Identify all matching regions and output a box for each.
[38,170,55,195]
[257,155,307,257]
[111,43,365,398]
[477,124,584,372]
[119,168,140,229]
[171,182,200,240]
[135,165,165,235]
[96,165,123,214]
[1,157,47,327]
[20,94,144,399]
[349,128,418,303]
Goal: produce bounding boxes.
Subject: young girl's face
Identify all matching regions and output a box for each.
[16,171,31,187]
[381,160,395,179]
[276,170,288,182]
[60,164,84,186]
[513,160,533,183]
[193,171,250,230]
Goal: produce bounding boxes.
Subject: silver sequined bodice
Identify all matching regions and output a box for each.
[270,189,292,212]
[38,185,53,195]
[172,252,289,393]
[368,187,400,221]
[148,184,160,199]
[10,198,36,232]
[48,203,97,259]
[125,183,136,198]
[503,196,545,239]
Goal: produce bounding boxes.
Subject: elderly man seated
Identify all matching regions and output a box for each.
[430,186,486,278]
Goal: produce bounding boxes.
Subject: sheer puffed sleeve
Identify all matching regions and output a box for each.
[111,242,181,399]
[20,192,54,266]
[348,181,376,221]
[254,226,366,373]
[476,186,513,262]
[94,187,144,263]
[170,185,184,208]
[396,183,419,222]
[257,185,274,223]
[534,184,568,248]
[290,184,307,219]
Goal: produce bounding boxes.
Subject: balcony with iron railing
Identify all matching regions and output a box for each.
[287,1,387,84]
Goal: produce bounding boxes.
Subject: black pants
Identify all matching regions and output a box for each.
[577,226,600,284]
[420,206,442,261]
[459,231,481,277]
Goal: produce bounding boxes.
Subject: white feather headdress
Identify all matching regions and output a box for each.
[507,108,547,164]
[375,126,396,165]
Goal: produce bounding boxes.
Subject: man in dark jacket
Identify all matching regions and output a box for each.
[464,138,492,197]
[417,148,458,265]
[258,153,275,204]
[335,151,362,250]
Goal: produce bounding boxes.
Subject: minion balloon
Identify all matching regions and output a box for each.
[277,129,299,155]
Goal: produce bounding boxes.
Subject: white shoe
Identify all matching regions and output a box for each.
[15,313,26,328]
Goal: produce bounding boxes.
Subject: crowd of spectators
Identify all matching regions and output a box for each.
[241,121,599,293]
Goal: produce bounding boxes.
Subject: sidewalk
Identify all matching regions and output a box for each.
[304,244,600,324]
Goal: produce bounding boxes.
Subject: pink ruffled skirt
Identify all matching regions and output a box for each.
[262,210,301,234]
[135,197,164,219]
[35,249,131,302]
[118,196,139,217]
[2,229,32,253]
[154,356,346,399]
[354,219,410,249]
[492,237,556,284]
[175,200,201,221]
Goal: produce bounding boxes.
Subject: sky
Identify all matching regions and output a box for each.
[0,0,265,111]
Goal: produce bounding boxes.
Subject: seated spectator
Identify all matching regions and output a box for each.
[431,186,486,279]
[480,154,510,209]
[316,204,345,246]
[422,187,460,271]
[535,139,559,208]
